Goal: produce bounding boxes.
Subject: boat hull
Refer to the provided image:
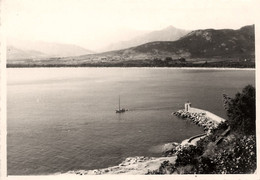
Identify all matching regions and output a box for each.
[115,109,126,113]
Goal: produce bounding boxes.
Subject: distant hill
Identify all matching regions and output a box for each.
[7,39,94,60]
[100,26,190,52]
[95,25,254,60]
[7,46,48,60]
[7,25,255,68]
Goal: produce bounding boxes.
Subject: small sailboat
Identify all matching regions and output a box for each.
[115,96,127,113]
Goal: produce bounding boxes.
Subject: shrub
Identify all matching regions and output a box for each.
[197,156,216,174]
[214,135,256,174]
[223,85,255,135]
[146,161,175,174]
[214,121,229,132]
[175,145,203,167]
[197,135,256,174]
[196,134,215,149]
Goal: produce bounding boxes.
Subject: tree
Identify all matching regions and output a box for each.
[223,85,255,135]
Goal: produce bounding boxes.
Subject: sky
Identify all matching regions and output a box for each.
[3,0,257,50]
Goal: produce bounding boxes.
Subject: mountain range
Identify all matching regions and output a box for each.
[7,26,189,60]
[88,25,254,61]
[99,26,190,52]
[7,39,94,60]
[7,25,255,68]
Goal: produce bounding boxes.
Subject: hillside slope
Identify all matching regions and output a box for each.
[97,25,254,60]
[7,39,94,60]
[7,46,48,60]
[100,26,189,52]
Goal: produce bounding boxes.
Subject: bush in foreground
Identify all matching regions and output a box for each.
[146,161,175,174]
[212,135,256,174]
[223,85,255,135]
[173,135,256,174]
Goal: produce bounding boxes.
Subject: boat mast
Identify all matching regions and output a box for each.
[119,95,120,110]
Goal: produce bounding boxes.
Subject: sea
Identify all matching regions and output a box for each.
[7,68,255,175]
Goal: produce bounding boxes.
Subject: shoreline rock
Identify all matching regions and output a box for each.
[63,138,198,175]
[65,156,177,175]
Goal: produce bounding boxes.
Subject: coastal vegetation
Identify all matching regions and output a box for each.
[224,85,256,135]
[148,85,256,174]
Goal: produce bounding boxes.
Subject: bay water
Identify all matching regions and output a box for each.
[7,68,255,175]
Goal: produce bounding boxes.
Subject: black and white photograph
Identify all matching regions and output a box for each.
[1,0,258,178]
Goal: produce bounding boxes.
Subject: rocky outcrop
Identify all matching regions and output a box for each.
[66,156,177,175]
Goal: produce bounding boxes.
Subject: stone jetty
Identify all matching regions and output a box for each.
[173,102,225,133]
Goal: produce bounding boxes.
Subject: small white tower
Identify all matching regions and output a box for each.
[185,101,191,112]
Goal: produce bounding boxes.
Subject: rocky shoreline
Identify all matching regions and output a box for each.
[62,142,180,175]
[63,138,202,175]
[65,156,177,175]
